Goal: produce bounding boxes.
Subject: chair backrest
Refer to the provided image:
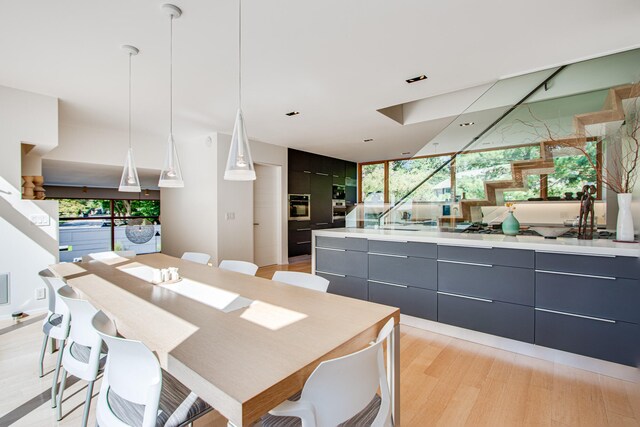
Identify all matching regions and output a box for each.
[57,286,105,370]
[219,260,259,276]
[300,318,394,426]
[38,269,65,314]
[272,271,329,292]
[182,252,211,265]
[92,311,162,427]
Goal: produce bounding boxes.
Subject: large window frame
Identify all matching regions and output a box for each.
[359,141,603,204]
[54,198,160,251]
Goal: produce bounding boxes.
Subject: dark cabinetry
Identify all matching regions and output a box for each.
[310,173,332,226]
[314,235,640,367]
[288,149,357,257]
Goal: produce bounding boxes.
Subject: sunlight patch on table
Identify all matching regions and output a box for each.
[240,301,308,330]
[161,279,254,313]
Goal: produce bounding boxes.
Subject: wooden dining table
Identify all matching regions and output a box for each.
[49,253,400,426]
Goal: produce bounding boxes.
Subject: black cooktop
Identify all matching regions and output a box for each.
[459,223,616,240]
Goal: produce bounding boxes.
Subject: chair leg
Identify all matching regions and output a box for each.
[56,368,68,421]
[39,334,48,377]
[81,380,94,427]
[51,339,65,408]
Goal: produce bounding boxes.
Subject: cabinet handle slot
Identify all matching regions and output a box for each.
[535,250,616,258]
[368,280,407,289]
[369,252,409,259]
[296,228,311,231]
[535,308,616,324]
[315,172,329,176]
[440,244,492,249]
[316,271,346,278]
[437,259,493,268]
[535,270,616,281]
[316,247,346,252]
[303,170,312,174]
[297,241,311,244]
[315,223,329,225]
[437,291,493,303]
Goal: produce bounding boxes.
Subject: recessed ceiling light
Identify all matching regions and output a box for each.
[285,111,300,116]
[459,122,475,127]
[401,152,411,156]
[406,75,427,84]
[363,138,374,143]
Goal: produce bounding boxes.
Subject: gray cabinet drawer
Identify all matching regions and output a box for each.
[368,282,437,321]
[438,261,534,305]
[536,271,640,324]
[535,251,639,280]
[317,272,368,300]
[535,309,640,367]
[368,240,437,259]
[368,254,437,290]
[437,293,534,343]
[316,236,368,252]
[316,247,367,278]
[438,245,534,268]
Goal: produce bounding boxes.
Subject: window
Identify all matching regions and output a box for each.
[389,156,452,203]
[56,199,161,262]
[455,145,541,200]
[361,162,385,203]
[546,140,599,198]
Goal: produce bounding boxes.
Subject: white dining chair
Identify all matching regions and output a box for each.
[272,271,330,293]
[38,270,71,380]
[56,285,112,426]
[182,252,211,265]
[262,318,394,427]
[219,260,259,276]
[92,311,213,427]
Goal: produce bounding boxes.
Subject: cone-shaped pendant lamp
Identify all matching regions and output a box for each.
[224,0,256,181]
[119,45,141,192]
[159,4,184,188]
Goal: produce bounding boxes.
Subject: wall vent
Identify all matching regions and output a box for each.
[0,273,8,305]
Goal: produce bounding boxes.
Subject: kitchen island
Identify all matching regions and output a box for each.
[312,227,640,378]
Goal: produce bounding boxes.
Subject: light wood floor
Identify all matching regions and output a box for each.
[2,259,638,426]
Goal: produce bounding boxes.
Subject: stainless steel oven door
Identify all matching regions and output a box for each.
[289,194,311,221]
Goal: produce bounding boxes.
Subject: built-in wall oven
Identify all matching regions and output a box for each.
[289,194,311,221]
[332,184,346,200]
[332,199,347,221]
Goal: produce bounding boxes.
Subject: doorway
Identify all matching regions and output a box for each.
[253,164,281,267]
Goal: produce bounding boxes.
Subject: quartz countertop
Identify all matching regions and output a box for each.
[313,227,640,257]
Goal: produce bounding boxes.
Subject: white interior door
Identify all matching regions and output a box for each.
[253,164,281,267]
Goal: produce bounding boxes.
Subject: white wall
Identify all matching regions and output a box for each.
[45,121,164,170]
[0,85,59,318]
[216,133,288,265]
[160,134,218,262]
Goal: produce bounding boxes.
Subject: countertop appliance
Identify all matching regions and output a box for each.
[332,184,345,200]
[457,223,617,239]
[332,199,346,221]
[289,194,310,221]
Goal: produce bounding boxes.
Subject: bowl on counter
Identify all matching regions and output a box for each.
[529,226,573,239]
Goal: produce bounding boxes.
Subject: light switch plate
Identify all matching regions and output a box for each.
[29,214,50,226]
[35,287,46,300]
[225,212,236,220]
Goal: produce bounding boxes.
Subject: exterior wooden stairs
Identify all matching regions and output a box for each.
[459,84,638,220]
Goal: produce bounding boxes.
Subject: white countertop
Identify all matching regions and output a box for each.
[313,228,640,257]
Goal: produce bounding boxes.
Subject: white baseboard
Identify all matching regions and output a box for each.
[400,314,640,383]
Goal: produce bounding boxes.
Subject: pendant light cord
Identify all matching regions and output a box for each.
[169,14,174,134]
[128,52,132,150]
[238,0,242,109]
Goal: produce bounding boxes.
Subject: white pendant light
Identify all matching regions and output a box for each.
[159,4,184,188]
[119,45,141,192]
[224,0,256,181]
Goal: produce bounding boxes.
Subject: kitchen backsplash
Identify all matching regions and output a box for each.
[481,201,606,226]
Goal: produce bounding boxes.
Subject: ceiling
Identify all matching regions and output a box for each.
[1,0,640,164]
[43,159,161,190]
